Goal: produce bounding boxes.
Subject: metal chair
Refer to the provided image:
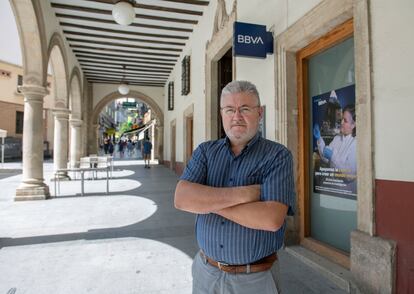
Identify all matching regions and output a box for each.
[80,157,92,179]
[95,156,110,179]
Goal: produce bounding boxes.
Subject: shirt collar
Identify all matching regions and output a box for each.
[223,132,261,151]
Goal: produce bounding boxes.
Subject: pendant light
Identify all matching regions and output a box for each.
[112,1,136,26]
[118,65,130,95]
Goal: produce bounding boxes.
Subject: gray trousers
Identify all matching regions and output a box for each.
[192,251,281,294]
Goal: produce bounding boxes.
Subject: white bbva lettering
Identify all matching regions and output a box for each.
[237,35,264,45]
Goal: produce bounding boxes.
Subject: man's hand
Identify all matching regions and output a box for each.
[174,180,260,214]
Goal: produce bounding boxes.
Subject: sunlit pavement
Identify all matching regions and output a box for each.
[0,161,347,294]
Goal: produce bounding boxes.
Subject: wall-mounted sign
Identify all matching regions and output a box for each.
[122,102,136,108]
[233,22,274,58]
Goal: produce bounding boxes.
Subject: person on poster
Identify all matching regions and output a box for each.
[174,80,295,294]
[313,104,356,178]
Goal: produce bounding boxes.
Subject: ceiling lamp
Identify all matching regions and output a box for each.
[118,83,130,95]
[112,1,135,26]
[118,65,130,95]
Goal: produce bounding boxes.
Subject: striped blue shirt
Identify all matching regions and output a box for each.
[180,133,295,265]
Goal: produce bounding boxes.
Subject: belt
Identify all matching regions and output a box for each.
[200,251,277,274]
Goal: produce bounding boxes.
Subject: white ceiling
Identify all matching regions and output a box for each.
[49,0,210,87]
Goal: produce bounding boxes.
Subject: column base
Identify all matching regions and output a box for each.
[350,230,396,294]
[51,172,71,181]
[15,181,50,201]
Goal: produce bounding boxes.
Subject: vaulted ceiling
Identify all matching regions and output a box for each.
[49,0,210,87]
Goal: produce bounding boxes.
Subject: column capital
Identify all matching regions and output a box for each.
[69,119,83,127]
[53,108,71,120]
[19,85,49,103]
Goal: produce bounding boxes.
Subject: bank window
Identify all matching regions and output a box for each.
[168,82,174,110]
[17,74,23,93]
[181,55,190,95]
[16,111,24,134]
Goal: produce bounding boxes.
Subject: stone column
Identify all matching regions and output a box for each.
[69,119,83,168]
[53,109,70,180]
[89,123,99,155]
[15,85,50,201]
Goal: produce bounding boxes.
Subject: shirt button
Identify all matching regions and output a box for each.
[220,245,223,248]
[229,178,233,182]
[221,221,225,225]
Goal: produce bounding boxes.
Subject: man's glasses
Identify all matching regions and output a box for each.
[220,106,260,116]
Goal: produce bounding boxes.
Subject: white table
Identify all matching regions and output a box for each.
[54,167,110,197]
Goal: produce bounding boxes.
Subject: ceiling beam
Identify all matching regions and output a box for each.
[56,11,198,25]
[83,69,168,79]
[86,78,165,87]
[56,13,193,32]
[80,64,170,75]
[84,74,165,83]
[74,52,175,66]
[72,48,176,62]
[67,38,182,53]
[161,0,209,5]
[64,30,185,47]
[76,54,174,69]
[60,22,189,40]
[51,0,203,22]
[83,0,203,15]
[70,44,178,59]
[79,61,172,73]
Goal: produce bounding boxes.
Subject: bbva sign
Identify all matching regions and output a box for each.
[237,35,264,45]
[233,22,274,58]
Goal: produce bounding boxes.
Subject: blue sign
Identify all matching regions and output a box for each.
[233,22,274,58]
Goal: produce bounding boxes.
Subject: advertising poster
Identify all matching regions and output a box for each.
[312,84,357,199]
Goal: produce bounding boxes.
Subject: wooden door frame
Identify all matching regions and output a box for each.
[297,19,354,268]
[170,119,176,171]
[183,104,194,166]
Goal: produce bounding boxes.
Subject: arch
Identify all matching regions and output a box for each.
[47,32,69,108]
[68,67,83,119]
[89,90,164,161]
[9,0,47,86]
[91,90,164,127]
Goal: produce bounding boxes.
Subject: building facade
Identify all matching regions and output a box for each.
[162,1,413,293]
[0,60,55,158]
[7,0,413,292]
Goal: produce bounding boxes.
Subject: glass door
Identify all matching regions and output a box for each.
[308,37,356,252]
[296,19,356,266]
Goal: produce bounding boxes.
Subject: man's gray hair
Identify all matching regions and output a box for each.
[220,80,261,106]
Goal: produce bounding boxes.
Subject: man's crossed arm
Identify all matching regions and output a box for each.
[174,180,288,232]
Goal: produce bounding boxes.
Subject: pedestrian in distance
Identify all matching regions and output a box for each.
[103,138,109,154]
[174,80,295,294]
[127,139,134,157]
[108,140,114,156]
[141,137,152,168]
[118,139,124,158]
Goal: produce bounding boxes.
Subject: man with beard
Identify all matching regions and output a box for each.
[174,80,295,294]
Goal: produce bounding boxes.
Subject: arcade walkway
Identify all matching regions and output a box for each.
[0,161,347,293]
